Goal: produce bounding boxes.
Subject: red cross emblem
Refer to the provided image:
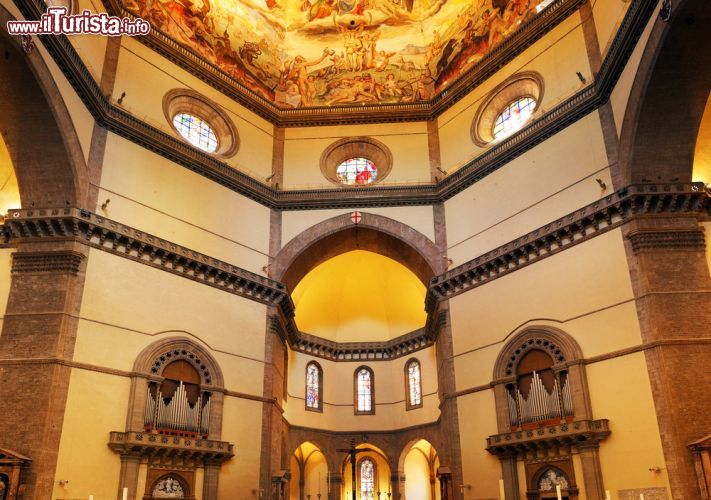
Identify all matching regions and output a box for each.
[350,211,362,224]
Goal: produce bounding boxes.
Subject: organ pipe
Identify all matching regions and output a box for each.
[508,371,574,427]
[144,381,211,436]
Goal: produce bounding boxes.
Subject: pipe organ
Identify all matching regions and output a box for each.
[144,381,211,437]
[506,371,573,427]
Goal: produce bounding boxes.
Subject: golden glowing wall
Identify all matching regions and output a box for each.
[291,250,427,342]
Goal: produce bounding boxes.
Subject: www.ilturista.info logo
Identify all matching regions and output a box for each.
[6,7,150,36]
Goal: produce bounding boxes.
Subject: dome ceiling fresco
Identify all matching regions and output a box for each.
[122,0,553,109]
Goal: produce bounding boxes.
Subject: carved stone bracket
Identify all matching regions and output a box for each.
[486,419,611,458]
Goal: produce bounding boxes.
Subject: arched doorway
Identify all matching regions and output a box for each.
[341,443,390,500]
[291,442,329,500]
[400,440,441,500]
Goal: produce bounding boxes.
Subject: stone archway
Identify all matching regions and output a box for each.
[617,0,711,186]
[272,212,444,290]
[0,4,89,208]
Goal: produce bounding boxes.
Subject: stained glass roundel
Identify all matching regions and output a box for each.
[492,97,536,140]
[336,157,378,186]
[172,113,218,153]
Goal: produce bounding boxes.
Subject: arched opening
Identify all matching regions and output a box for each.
[291,250,427,342]
[341,443,390,500]
[0,13,87,208]
[148,473,192,499]
[400,440,440,500]
[693,92,711,186]
[0,132,20,219]
[290,442,328,500]
[529,466,577,500]
[619,0,711,185]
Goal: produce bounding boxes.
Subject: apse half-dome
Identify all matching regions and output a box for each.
[291,250,427,343]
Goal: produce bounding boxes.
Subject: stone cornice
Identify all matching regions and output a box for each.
[486,419,610,457]
[108,431,234,462]
[3,183,707,360]
[426,183,711,309]
[627,228,706,253]
[11,0,658,210]
[3,207,294,311]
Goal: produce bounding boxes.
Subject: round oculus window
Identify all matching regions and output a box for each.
[492,97,536,140]
[172,112,219,153]
[336,157,378,185]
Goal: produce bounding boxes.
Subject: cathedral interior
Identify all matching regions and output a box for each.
[0,0,709,496]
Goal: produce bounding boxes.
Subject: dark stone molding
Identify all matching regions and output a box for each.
[3,207,294,312]
[627,227,706,253]
[11,250,84,275]
[10,0,659,210]
[426,183,710,309]
[486,419,611,457]
[2,183,708,363]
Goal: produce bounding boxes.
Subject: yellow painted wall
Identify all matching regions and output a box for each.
[609,0,660,137]
[98,133,270,275]
[53,368,129,500]
[112,38,275,179]
[592,0,632,58]
[66,0,108,81]
[292,250,427,342]
[285,347,439,431]
[283,122,431,189]
[438,14,591,175]
[587,352,671,496]
[445,112,610,268]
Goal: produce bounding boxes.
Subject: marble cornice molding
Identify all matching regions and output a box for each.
[11,0,658,210]
[426,182,710,309]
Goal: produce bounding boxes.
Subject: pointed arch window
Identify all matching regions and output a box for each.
[405,359,422,410]
[305,362,323,412]
[359,458,376,500]
[355,367,374,415]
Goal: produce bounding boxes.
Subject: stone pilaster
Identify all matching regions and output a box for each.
[622,217,711,499]
[0,241,89,499]
[577,443,605,500]
[202,461,222,500]
[327,472,342,500]
[117,454,141,500]
[500,453,519,500]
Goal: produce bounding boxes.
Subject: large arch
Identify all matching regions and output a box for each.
[617,0,711,185]
[0,5,88,208]
[272,212,444,291]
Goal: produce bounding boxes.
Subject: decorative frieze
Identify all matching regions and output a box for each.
[11,250,84,275]
[427,183,710,308]
[486,419,610,457]
[627,228,706,253]
[108,431,234,464]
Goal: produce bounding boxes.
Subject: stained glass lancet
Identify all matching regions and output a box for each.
[306,362,321,411]
[406,359,422,408]
[356,367,373,413]
[359,458,375,500]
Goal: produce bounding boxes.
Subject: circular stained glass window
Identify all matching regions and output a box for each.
[172,113,218,153]
[336,157,378,186]
[492,97,536,140]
